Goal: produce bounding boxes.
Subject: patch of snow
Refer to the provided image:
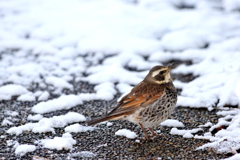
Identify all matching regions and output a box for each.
[71,151,96,158]
[65,123,95,133]
[7,140,19,147]
[95,82,117,100]
[7,123,43,135]
[223,0,240,12]
[160,119,185,127]
[183,132,193,138]
[170,128,202,136]
[172,51,240,108]
[40,133,76,150]
[116,83,133,94]
[32,93,101,114]
[34,91,43,97]
[0,84,29,100]
[161,29,208,51]
[0,94,15,101]
[15,144,36,156]
[196,109,240,154]
[0,0,239,111]
[217,110,239,116]
[7,112,86,135]
[225,154,240,160]
[45,76,73,90]
[32,156,50,160]
[1,119,13,126]
[5,111,18,116]
[84,62,143,85]
[115,129,137,139]
[11,111,19,116]
[17,93,36,101]
[38,91,50,101]
[198,122,212,128]
[27,114,43,121]
[106,122,113,127]
[135,139,140,143]
[235,82,240,108]
[32,94,84,114]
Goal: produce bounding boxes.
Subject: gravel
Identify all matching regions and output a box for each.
[0,95,230,160]
[0,61,231,159]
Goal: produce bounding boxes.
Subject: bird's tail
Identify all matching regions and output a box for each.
[87,114,124,126]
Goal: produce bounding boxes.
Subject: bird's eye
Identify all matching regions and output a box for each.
[159,71,166,75]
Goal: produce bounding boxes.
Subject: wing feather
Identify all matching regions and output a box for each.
[106,82,165,117]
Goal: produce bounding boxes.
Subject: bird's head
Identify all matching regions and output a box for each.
[144,63,174,84]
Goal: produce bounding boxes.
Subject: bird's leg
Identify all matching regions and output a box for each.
[149,127,167,139]
[139,123,150,139]
[148,127,158,137]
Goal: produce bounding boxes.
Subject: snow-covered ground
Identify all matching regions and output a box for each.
[1,0,240,158]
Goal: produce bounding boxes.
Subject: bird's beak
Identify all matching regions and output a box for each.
[167,62,175,70]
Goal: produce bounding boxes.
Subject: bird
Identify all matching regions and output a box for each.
[87,64,177,139]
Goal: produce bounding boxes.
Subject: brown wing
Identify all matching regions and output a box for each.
[106,81,165,117]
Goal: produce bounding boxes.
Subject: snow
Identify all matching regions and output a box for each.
[0,0,240,158]
[27,114,43,121]
[71,151,96,158]
[65,123,95,133]
[31,93,102,114]
[0,0,239,109]
[161,29,208,51]
[170,128,202,137]
[45,76,73,90]
[17,93,36,101]
[115,129,138,139]
[7,112,86,135]
[198,122,213,128]
[183,132,194,138]
[223,0,240,11]
[32,94,85,114]
[15,144,36,156]
[1,119,13,126]
[38,91,50,101]
[106,122,113,127]
[7,111,19,116]
[225,154,240,160]
[196,109,240,154]
[235,82,240,108]
[95,82,117,100]
[40,133,76,150]
[7,140,19,147]
[135,139,140,143]
[160,119,185,127]
[84,62,144,85]
[116,83,132,95]
[0,84,29,100]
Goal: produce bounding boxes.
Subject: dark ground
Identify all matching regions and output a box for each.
[0,61,232,160]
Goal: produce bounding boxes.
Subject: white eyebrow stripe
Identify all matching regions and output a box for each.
[151,69,166,77]
[152,70,160,77]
